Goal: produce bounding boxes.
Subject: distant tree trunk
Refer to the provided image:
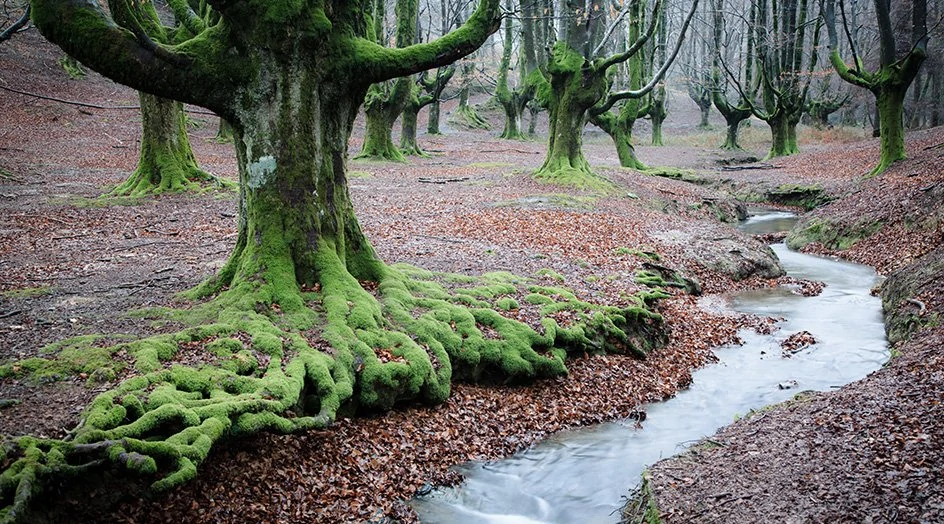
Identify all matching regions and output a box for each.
[427,99,442,134]
[357,0,419,161]
[111,93,213,196]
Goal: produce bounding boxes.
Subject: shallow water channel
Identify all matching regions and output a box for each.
[411,211,890,524]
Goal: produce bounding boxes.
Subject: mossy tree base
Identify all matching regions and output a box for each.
[0,255,669,519]
[110,93,223,197]
[451,103,491,130]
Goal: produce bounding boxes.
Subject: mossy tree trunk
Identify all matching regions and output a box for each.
[533,43,607,185]
[427,98,442,134]
[215,117,234,142]
[825,0,927,176]
[710,0,752,150]
[22,0,524,509]
[767,113,799,158]
[452,61,491,129]
[111,92,213,196]
[401,67,455,155]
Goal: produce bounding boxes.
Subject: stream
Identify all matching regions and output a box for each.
[411,210,890,524]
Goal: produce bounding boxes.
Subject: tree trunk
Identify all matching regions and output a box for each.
[698,104,711,129]
[216,118,234,143]
[400,102,425,156]
[534,44,608,187]
[721,118,743,150]
[767,115,799,158]
[111,92,212,196]
[650,113,664,146]
[873,87,907,175]
[528,103,540,136]
[427,99,442,134]
[500,101,524,139]
[359,92,406,162]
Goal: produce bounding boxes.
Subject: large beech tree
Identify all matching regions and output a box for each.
[825,0,928,176]
[534,0,698,187]
[3,0,669,515]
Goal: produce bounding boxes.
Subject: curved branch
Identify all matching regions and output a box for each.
[353,0,501,84]
[598,0,665,72]
[30,0,237,116]
[602,0,699,100]
[0,4,30,43]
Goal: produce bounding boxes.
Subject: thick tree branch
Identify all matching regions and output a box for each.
[353,0,501,84]
[30,0,238,116]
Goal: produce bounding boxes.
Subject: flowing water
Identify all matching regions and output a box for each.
[412,211,889,524]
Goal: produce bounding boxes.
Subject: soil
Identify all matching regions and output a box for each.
[1,28,942,523]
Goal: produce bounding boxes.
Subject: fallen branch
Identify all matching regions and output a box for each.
[720,163,779,171]
[113,241,180,252]
[479,149,540,154]
[418,177,469,184]
[0,310,22,320]
[0,84,215,115]
[905,298,927,315]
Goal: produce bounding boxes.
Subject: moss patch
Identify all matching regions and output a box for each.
[786,218,883,251]
[766,184,831,211]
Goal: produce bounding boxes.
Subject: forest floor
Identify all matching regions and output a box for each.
[1,31,942,523]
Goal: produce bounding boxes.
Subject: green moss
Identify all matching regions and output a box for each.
[535,269,565,282]
[494,297,519,311]
[0,286,54,298]
[467,162,514,169]
[0,245,669,517]
[786,218,883,251]
[766,184,831,210]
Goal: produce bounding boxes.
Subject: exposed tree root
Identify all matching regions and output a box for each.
[0,259,670,521]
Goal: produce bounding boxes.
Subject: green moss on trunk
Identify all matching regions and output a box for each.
[872,88,907,177]
[533,43,608,188]
[110,93,219,197]
[766,116,799,159]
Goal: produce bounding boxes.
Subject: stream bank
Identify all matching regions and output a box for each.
[628,133,944,523]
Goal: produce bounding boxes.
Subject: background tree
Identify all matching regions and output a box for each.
[724,0,822,158]
[535,0,698,186]
[358,0,421,161]
[107,0,218,196]
[825,0,929,175]
[646,2,670,145]
[710,0,754,150]
[496,0,538,140]
[401,66,456,154]
[682,0,713,130]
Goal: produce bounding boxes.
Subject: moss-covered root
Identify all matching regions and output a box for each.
[532,159,616,193]
[0,256,670,519]
[451,104,491,130]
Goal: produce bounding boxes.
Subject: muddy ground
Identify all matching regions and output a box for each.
[2,29,942,523]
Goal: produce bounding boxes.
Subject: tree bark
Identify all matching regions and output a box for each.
[111,92,212,196]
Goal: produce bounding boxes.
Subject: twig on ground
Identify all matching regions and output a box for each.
[418,177,469,184]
